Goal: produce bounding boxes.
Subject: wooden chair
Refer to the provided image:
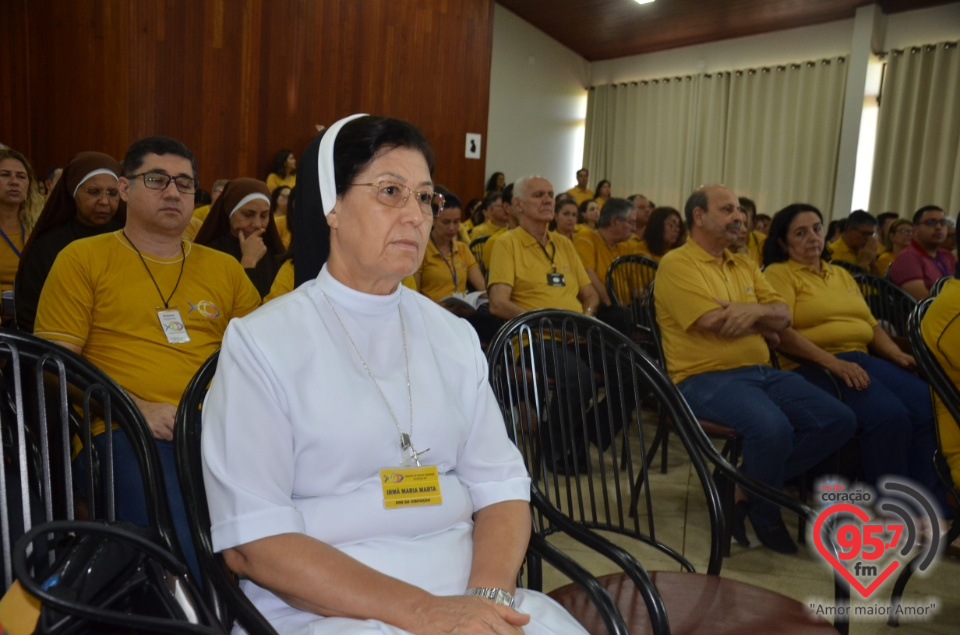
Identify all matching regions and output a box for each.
[174,350,279,635]
[468,235,491,279]
[893,299,960,625]
[0,328,183,592]
[486,310,850,634]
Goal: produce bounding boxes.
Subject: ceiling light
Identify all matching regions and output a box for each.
[634,0,655,5]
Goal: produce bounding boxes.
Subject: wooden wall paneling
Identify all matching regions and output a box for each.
[0,0,33,159]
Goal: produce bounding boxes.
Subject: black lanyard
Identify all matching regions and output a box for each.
[526,229,557,273]
[0,222,24,258]
[431,236,458,289]
[122,231,186,308]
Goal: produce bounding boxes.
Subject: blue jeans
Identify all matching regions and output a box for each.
[794,351,943,510]
[679,365,857,527]
[74,431,199,580]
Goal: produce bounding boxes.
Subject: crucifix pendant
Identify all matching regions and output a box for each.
[400,433,429,467]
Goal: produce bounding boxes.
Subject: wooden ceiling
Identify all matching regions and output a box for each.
[496,0,955,61]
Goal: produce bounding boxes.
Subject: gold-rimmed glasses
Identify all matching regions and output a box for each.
[352,181,444,216]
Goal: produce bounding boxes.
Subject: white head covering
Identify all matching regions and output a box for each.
[229,193,271,218]
[73,169,118,197]
[317,113,368,216]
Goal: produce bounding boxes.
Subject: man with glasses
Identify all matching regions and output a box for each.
[828,209,881,274]
[574,197,638,334]
[34,135,262,577]
[889,205,957,301]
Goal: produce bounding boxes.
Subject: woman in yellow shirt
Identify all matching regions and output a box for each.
[876,218,912,277]
[549,195,578,240]
[593,179,611,211]
[574,199,599,234]
[763,203,940,498]
[265,148,297,192]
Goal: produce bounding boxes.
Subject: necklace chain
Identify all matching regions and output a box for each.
[322,292,419,463]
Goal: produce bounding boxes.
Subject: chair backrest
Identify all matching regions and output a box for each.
[606,255,659,337]
[829,259,868,276]
[468,235,491,279]
[908,299,960,441]
[0,328,179,592]
[931,275,951,298]
[485,310,726,575]
[174,350,279,635]
[851,271,917,338]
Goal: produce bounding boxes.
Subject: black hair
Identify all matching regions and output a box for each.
[44,165,63,181]
[193,189,212,207]
[122,136,197,178]
[645,207,686,256]
[485,171,504,193]
[762,203,830,267]
[333,117,434,198]
[597,197,633,228]
[433,185,461,214]
[270,149,295,178]
[845,209,877,230]
[913,205,944,224]
[577,198,597,224]
[738,196,757,223]
[683,188,708,227]
[270,184,291,215]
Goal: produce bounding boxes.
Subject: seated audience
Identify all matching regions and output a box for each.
[593,178,611,210]
[202,114,587,634]
[549,194,578,240]
[623,193,653,250]
[575,198,599,234]
[485,170,505,194]
[183,177,227,241]
[15,151,125,332]
[828,209,880,273]
[920,273,960,491]
[876,211,900,250]
[266,148,297,192]
[469,191,508,240]
[480,183,518,272]
[762,203,940,498]
[34,135,262,578]
[265,187,296,302]
[656,185,855,553]
[754,213,772,235]
[632,206,686,262]
[0,149,43,308]
[876,218,913,276]
[889,205,957,301]
[194,177,284,299]
[737,196,766,265]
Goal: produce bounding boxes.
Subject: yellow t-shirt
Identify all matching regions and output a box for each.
[481,227,509,272]
[574,229,624,288]
[417,239,477,302]
[828,237,878,274]
[876,250,896,277]
[192,205,211,222]
[401,275,417,290]
[458,224,471,245]
[764,260,877,368]
[921,277,960,488]
[745,231,766,267]
[470,221,504,240]
[182,216,203,241]
[265,259,295,302]
[655,240,782,384]
[565,187,595,207]
[488,228,590,314]
[0,223,27,292]
[266,173,296,192]
[35,231,262,407]
[275,215,291,248]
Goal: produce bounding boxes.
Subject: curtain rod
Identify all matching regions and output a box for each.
[877,40,958,60]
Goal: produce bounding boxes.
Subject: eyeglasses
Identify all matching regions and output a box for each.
[81,187,119,200]
[920,218,947,227]
[856,229,877,238]
[129,172,199,194]
[895,228,913,236]
[352,181,444,216]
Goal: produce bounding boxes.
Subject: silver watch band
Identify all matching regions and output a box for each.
[465,586,515,608]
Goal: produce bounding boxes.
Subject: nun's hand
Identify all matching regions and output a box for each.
[239,229,267,268]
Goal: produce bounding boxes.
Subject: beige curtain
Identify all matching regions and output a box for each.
[584,56,848,216]
[870,42,960,216]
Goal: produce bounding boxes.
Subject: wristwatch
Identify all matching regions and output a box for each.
[465,587,515,608]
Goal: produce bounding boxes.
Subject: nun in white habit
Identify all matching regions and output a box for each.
[201,114,589,635]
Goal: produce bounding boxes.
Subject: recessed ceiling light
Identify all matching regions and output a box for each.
[634,0,655,5]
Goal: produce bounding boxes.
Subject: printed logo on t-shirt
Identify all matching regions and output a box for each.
[187,300,221,319]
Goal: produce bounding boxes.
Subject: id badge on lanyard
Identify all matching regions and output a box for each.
[157,306,191,344]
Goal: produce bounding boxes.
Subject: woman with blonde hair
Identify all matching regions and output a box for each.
[0,149,43,320]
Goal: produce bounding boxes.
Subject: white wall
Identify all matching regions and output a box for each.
[883,3,960,49]
[485,4,589,196]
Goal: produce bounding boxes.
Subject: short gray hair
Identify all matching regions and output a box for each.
[598,198,634,228]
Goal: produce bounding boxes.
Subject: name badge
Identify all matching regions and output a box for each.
[546,272,566,287]
[380,466,442,509]
[157,307,191,344]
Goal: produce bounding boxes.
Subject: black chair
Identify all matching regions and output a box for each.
[486,310,850,634]
[468,235,491,279]
[829,259,869,276]
[13,519,223,634]
[850,270,917,340]
[930,275,951,297]
[605,254,659,341]
[0,328,184,592]
[174,350,280,635]
[893,298,960,625]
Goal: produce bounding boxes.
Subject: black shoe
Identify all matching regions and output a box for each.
[732,501,751,547]
[751,521,798,554]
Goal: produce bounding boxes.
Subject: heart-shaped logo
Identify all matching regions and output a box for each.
[813,503,902,597]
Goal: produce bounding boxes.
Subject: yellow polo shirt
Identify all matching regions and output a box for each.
[417,239,477,302]
[655,240,782,384]
[275,215,291,248]
[0,224,27,292]
[745,231,766,267]
[192,204,211,222]
[828,237,878,274]
[266,173,296,192]
[265,259,295,302]
[470,221,504,240]
[574,229,624,284]
[35,231,261,408]
[482,227,509,272]
[764,260,877,368]
[921,278,960,488]
[565,187,595,207]
[488,228,590,314]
